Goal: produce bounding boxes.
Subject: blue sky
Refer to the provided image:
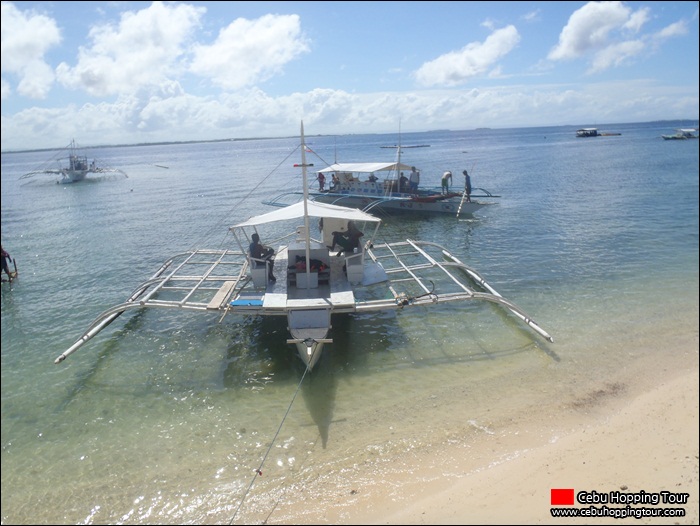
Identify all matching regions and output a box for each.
[1,1,698,151]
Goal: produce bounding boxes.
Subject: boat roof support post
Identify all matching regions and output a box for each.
[300,121,313,289]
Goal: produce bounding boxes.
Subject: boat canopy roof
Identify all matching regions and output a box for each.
[231,200,381,228]
[319,162,413,174]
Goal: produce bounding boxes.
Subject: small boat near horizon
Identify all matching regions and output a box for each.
[576,128,621,137]
[661,128,698,140]
[19,139,128,184]
[55,122,552,372]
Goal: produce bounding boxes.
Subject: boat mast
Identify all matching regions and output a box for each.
[387,119,402,197]
[397,118,402,168]
[300,121,312,288]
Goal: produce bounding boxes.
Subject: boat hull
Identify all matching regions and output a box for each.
[312,193,487,216]
[294,340,326,370]
[60,169,89,183]
[287,308,332,370]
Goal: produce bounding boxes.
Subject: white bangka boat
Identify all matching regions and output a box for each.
[264,144,498,217]
[575,128,621,137]
[661,128,699,140]
[55,123,552,371]
[19,139,128,184]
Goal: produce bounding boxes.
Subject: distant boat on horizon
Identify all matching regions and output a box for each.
[576,128,621,138]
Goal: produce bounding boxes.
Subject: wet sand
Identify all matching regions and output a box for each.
[266,340,699,525]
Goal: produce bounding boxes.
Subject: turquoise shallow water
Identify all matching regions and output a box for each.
[1,122,698,524]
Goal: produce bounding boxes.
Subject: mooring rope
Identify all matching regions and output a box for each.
[228,365,310,525]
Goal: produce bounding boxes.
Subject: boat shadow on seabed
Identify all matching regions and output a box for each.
[222,314,370,449]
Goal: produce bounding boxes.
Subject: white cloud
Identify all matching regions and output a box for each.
[55,1,204,97]
[0,1,697,151]
[0,2,61,99]
[547,1,661,74]
[189,14,310,90]
[548,1,633,61]
[522,10,541,23]
[588,39,645,73]
[2,79,698,151]
[623,7,650,33]
[414,25,520,87]
[655,20,689,40]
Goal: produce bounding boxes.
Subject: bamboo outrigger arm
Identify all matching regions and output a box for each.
[54,255,182,364]
[438,250,554,343]
[55,303,137,363]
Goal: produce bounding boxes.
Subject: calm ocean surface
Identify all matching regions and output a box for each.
[1,122,698,524]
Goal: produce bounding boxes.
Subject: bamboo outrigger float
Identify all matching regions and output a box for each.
[55,123,552,370]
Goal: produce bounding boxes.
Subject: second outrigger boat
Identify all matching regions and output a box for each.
[264,143,498,217]
[20,139,128,184]
[265,162,498,217]
[661,128,699,140]
[55,123,552,371]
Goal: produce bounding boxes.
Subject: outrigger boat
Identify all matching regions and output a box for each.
[55,123,552,371]
[19,139,128,184]
[661,128,699,140]
[263,146,498,218]
[575,128,621,137]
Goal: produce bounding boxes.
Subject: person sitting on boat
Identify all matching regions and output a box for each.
[399,172,408,193]
[409,166,420,194]
[462,169,472,202]
[1,245,13,282]
[330,173,340,190]
[249,233,276,282]
[368,173,378,182]
[329,221,363,257]
[441,171,452,194]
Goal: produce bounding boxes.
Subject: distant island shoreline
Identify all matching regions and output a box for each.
[1,119,695,155]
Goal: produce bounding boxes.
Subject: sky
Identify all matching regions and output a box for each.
[1,1,698,151]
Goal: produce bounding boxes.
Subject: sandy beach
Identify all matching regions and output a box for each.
[266,342,699,525]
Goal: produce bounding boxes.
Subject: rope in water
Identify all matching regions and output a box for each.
[228,364,310,524]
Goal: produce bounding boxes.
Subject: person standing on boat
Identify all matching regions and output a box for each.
[330,173,340,190]
[462,169,472,202]
[317,171,325,191]
[1,245,13,282]
[249,233,276,282]
[441,171,452,194]
[329,221,364,257]
[409,166,420,194]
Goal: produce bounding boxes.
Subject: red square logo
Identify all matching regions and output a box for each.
[551,488,575,505]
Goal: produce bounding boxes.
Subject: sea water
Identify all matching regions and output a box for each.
[1,122,698,524]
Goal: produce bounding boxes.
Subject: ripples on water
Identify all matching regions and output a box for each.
[1,122,698,524]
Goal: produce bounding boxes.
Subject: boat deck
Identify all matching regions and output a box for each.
[255,247,355,310]
[55,239,553,365]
